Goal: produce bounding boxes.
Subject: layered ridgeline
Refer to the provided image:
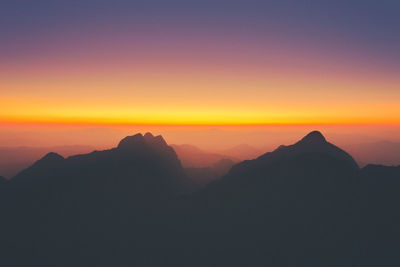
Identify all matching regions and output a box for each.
[1,131,400,266]
[12,132,187,192]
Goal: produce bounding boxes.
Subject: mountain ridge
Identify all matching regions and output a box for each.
[226,130,358,178]
[2,130,400,266]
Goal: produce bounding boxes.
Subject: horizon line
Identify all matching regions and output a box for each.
[1,120,400,128]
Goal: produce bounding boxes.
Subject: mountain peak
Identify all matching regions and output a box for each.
[143,132,154,139]
[299,131,326,144]
[117,133,145,149]
[32,152,64,168]
[143,132,167,146]
[152,135,168,146]
[249,130,359,171]
[12,152,65,180]
[117,132,168,150]
[41,152,64,162]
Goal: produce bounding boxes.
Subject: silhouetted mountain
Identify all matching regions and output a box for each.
[12,132,186,192]
[12,152,64,185]
[171,144,237,167]
[0,145,94,178]
[246,130,359,170]
[4,132,188,265]
[165,131,360,266]
[2,131,400,266]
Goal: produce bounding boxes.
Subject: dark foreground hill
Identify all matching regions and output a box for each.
[2,132,188,265]
[1,131,400,266]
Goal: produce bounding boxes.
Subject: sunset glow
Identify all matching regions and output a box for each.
[2,60,400,126]
[0,0,399,138]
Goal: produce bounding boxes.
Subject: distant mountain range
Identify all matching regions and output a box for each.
[2,139,399,179]
[0,131,399,266]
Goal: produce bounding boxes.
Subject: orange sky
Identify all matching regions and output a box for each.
[1,4,400,138]
[1,67,400,126]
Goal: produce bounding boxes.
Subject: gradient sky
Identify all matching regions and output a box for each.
[1,0,400,127]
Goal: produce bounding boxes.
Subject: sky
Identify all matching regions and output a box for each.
[0,0,400,147]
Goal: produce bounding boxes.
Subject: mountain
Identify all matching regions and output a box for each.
[164,131,359,266]
[12,132,186,190]
[0,145,94,178]
[10,132,189,216]
[2,130,400,266]
[12,152,65,184]
[166,131,400,267]
[171,144,237,167]
[228,130,358,172]
[5,132,188,265]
